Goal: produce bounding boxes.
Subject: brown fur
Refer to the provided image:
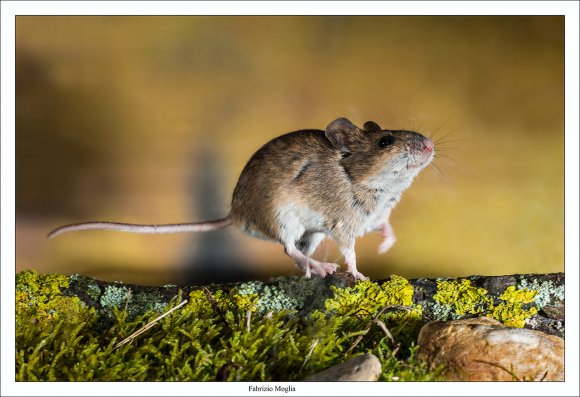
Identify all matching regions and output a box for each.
[49,118,433,280]
[231,119,431,249]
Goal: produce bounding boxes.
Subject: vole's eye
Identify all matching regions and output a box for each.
[378,136,395,148]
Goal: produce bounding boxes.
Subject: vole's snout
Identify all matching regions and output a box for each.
[405,134,434,170]
[408,134,434,155]
[423,138,434,153]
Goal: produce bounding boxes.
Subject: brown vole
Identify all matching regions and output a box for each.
[48,118,434,280]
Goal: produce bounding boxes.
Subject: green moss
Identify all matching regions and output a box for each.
[16,271,96,381]
[16,270,69,300]
[16,270,94,327]
[16,271,441,381]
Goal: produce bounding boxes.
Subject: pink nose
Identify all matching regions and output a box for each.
[423,138,434,152]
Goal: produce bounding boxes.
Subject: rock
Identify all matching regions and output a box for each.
[417,317,564,381]
[541,300,565,321]
[478,275,517,296]
[304,354,382,381]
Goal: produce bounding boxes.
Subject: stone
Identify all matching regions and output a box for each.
[304,354,382,381]
[417,317,564,381]
[479,275,517,296]
[541,300,565,321]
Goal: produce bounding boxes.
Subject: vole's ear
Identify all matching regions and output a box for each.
[325,118,362,152]
[363,121,381,133]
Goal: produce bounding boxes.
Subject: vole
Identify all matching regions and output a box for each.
[48,117,434,280]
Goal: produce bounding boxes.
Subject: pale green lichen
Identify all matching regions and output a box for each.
[237,276,326,314]
[129,292,168,316]
[87,283,101,301]
[97,285,168,318]
[424,300,455,320]
[100,285,131,309]
[68,273,81,282]
[517,278,564,308]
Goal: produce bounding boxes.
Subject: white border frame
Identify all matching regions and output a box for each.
[2,1,578,396]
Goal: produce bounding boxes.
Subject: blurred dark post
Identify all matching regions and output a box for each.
[179,141,257,285]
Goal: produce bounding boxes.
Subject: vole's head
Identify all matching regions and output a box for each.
[325,117,434,189]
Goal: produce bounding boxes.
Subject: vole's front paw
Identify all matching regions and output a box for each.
[378,223,396,254]
[351,270,368,281]
[377,236,396,254]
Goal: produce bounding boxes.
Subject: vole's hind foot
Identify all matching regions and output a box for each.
[285,243,337,278]
[295,258,338,278]
[311,261,338,277]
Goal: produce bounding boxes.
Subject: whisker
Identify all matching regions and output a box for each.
[430,113,456,140]
[416,119,425,132]
[430,161,445,176]
[431,123,447,139]
[433,147,455,151]
[434,137,470,145]
[435,153,457,162]
[430,121,444,140]
[433,134,453,145]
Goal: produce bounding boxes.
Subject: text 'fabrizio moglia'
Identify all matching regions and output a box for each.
[249,385,296,393]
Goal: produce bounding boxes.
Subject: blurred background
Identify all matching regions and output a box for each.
[16,16,564,286]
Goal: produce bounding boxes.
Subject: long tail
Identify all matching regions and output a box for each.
[47,216,233,239]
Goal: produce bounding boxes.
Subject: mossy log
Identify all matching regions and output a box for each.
[57,271,564,337]
[16,270,565,338]
[15,270,564,381]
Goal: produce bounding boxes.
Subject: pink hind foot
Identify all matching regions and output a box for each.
[285,244,338,278]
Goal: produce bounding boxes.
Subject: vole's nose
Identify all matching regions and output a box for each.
[423,138,434,153]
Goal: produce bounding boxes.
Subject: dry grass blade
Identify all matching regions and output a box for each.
[203,287,232,332]
[299,339,319,374]
[246,305,254,332]
[346,305,411,355]
[535,370,549,382]
[114,299,188,349]
[372,319,395,345]
[345,322,374,355]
